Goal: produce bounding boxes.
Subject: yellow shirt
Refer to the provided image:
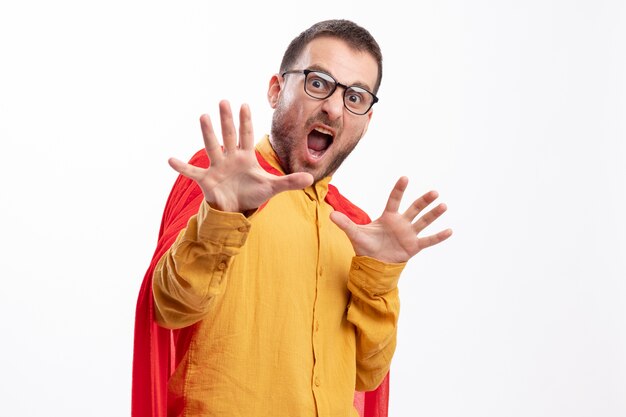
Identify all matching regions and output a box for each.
[153,137,404,417]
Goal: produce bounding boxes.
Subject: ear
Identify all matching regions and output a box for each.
[267,74,282,109]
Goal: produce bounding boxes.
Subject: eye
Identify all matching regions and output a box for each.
[306,72,334,94]
[345,91,364,104]
[310,78,325,89]
[345,87,367,106]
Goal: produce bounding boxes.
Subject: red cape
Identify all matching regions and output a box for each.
[132,150,390,416]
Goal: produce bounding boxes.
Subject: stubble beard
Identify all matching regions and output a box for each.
[270,104,363,183]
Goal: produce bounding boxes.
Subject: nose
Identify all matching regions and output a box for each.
[320,88,344,121]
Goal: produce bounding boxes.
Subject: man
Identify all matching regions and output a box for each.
[133,19,452,417]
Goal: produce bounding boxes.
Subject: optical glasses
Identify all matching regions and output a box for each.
[281,69,378,115]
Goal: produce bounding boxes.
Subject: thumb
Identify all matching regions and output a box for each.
[168,157,201,181]
[272,172,314,193]
[330,211,358,238]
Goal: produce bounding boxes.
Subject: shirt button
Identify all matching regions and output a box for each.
[314,377,320,387]
[217,262,226,270]
[238,226,247,232]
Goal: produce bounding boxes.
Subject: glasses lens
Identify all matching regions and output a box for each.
[344,87,374,115]
[301,70,376,115]
[304,71,336,99]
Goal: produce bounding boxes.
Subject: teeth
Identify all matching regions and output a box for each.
[314,127,333,136]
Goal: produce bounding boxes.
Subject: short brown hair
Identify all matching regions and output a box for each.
[279,19,383,94]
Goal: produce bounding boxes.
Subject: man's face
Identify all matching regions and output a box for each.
[268,36,378,182]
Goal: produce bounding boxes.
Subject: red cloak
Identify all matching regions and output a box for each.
[132,150,390,416]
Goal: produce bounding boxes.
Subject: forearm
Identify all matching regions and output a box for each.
[347,256,404,391]
[152,201,251,329]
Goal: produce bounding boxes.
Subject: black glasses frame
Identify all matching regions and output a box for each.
[281,69,379,115]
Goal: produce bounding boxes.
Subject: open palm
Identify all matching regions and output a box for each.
[169,101,313,213]
[330,177,452,264]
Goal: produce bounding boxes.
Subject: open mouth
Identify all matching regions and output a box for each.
[307,127,334,159]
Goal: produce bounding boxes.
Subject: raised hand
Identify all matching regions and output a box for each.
[330,177,452,264]
[168,100,314,213]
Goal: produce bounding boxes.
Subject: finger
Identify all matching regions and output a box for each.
[412,203,448,233]
[417,228,453,250]
[168,157,206,181]
[383,176,409,213]
[403,190,439,221]
[270,172,314,194]
[219,100,237,152]
[200,114,223,163]
[239,103,255,150]
[329,211,359,240]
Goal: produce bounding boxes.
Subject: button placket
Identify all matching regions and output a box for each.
[311,198,324,404]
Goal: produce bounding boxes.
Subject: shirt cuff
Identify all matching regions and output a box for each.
[349,256,406,296]
[196,200,252,246]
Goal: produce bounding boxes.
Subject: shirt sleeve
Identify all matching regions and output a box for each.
[152,200,252,329]
[346,256,405,391]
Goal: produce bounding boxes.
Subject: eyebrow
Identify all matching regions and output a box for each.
[306,64,374,92]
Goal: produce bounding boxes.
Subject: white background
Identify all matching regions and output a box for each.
[1,1,624,416]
